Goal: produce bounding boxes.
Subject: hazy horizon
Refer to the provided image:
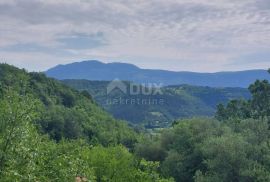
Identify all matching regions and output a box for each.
[46,60,269,73]
[1,0,270,72]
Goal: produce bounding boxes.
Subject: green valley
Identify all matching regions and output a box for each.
[63,80,250,128]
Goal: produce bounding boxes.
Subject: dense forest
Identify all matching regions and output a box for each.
[63,80,250,128]
[0,64,269,181]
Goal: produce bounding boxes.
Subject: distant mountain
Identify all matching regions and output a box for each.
[63,79,251,128]
[46,60,270,88]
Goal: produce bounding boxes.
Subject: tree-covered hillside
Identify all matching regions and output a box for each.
[0,64,137,146]
[0,63,173,181]
[63,80,250,128]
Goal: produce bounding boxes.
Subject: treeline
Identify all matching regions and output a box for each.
[135,69,270,182]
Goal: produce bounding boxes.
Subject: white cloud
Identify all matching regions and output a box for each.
[0,0,270,72]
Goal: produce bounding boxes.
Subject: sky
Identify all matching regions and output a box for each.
[0,0,270,72]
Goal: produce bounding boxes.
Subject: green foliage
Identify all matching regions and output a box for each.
[199,134,250,181]
[135,136,167,162]
[249,80,270,119]
[159,119,223,182]
[135,118,270,182]
[0,88,171,181]
[216,100,251,120]
[85,145,171,182]
[217,70,270,122]
[0,92,42,181]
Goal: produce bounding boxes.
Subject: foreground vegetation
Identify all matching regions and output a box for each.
[135,69,270,181]
[0,94,170,181]
[0,64,170,181]
[0,64,269,181]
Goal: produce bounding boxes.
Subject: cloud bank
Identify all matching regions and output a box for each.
[0,0,270,72]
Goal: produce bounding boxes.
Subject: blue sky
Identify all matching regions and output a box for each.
[0,0,270,72]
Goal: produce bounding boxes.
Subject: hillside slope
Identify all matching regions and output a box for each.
[0,64,137,146]
[46,60,270,88]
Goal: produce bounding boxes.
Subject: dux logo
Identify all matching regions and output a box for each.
[107,79,163,95]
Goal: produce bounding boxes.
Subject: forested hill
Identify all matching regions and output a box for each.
[63,79,250,127]
[0,63,137,146]
[0,64,174,181]
[46,60,270,88]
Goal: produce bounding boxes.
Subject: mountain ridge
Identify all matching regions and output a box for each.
[46,60,270,88]
[49,60,266,74]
